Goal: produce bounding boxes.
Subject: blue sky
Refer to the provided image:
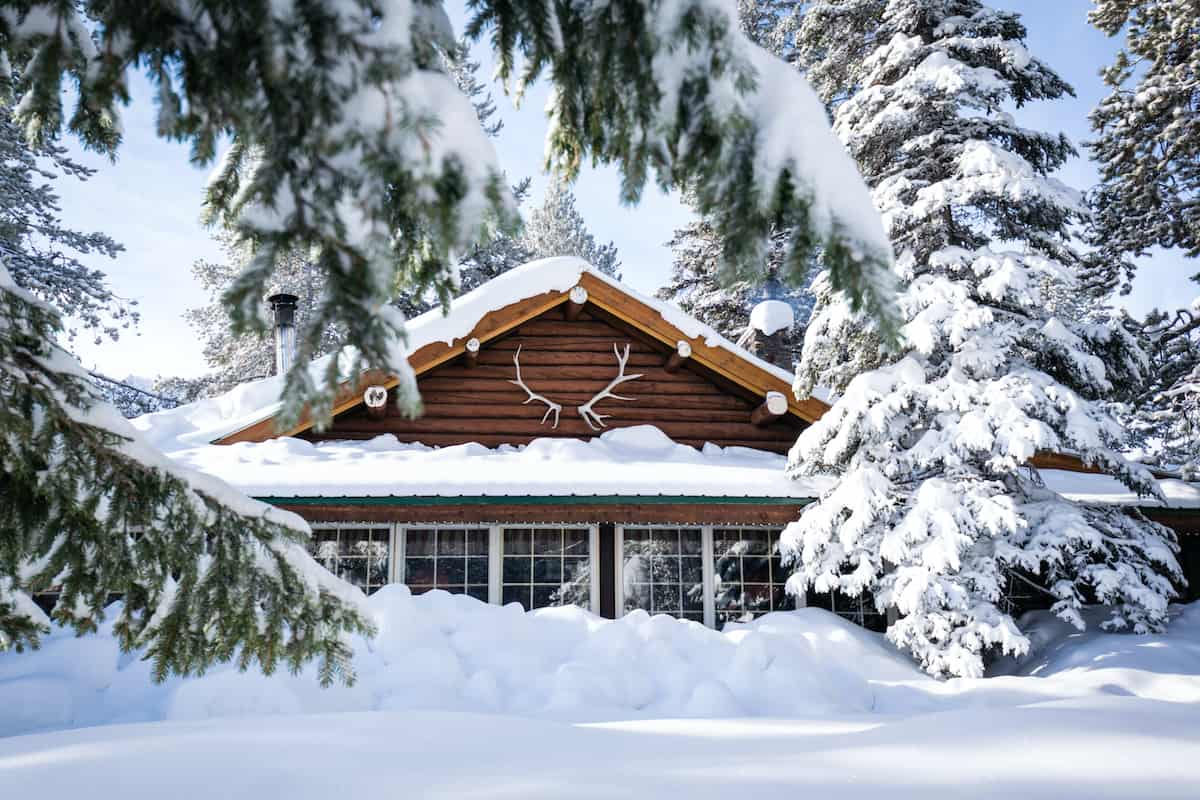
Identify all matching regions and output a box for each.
[58,0,1198,380]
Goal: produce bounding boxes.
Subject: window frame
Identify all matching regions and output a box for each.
[307,521,396,595]
[615,524,711,626]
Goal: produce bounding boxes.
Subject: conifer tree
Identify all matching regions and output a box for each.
[521,179,620,277]
[783,0,1181,679]
[1088,0,1200,258]
[0,0,891,667]
[0,103,130,344]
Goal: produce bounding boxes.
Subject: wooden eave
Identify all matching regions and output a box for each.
[215,272,826,445]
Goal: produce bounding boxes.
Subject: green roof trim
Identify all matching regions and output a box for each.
[255,495,815,507]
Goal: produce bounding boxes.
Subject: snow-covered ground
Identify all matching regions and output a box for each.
[2,590,1198,797]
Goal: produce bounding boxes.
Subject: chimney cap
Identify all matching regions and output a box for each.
[267,292,299,308]
[749,300,794,336]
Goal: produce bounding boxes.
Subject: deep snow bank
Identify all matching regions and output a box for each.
[0,587,920,737]
[1,589,1196,739]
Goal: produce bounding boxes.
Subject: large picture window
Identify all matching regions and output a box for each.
[308,525,391,595]
[711,527,795,624]
[501,526,593,611]
[401,527,490,601]
[619,527,705,622]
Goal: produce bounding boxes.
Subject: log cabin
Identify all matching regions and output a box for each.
[137,258,1200,629]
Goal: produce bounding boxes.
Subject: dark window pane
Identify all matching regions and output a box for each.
[562,529,589,554]
[405,558,435,586]
[410,585,433,596]
[715,558,741,583]
[772,586,795,612]
[741,532,770,555]
[466,557,489,584]
[533,530,562,555]
[533,557,562,583]
[681,530,703,555]
[745,584,771,613]
[714,586,741,611]
[368,556,389,585]
[562,557,589,583]
[341,558,368,587]
[624,530,648,546]
[682,585,704,612]
[466,585,489,602]
[531,584,558,609]
[502,584,530,609]
[651,555,681,583]
[744,557,771,583]
[437,529,466,556]
[340,530,368,556]
[503,557,531,583]
[651,529,678,554]
[651,583,680,614]
[436,558,466,586]
[681,557,703,585]
[503,529,532,555]
[467,531,490,556]
[406,530,434,556]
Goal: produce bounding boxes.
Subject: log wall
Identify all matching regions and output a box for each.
[302,306,807,453]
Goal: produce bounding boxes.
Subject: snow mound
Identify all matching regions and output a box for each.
[0,589,919,737]
[2,593,1197,740]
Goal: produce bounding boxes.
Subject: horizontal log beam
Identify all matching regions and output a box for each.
[663,340,692,373]
[751,392,789,427]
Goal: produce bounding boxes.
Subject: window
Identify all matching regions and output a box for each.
[308,525,391,595]
[711,527,796,624]
[401,527,490,602]
[619,527,705,622]
[806,590,887,632]
[501,527,592,611]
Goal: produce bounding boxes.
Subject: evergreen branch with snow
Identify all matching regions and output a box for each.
[1,0,895,432]
[0,260,373,683]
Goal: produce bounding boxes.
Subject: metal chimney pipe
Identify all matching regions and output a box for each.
[267,293,299,376]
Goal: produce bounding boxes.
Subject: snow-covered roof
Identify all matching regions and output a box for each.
[151,423,1200,509]
[164,425,831,500]
[134,257,824,453]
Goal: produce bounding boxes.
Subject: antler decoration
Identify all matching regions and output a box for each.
[578,343,644,430]
[509,345,563,428]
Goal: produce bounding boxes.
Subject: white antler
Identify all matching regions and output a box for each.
[509,345,562,428]
[578,343,644,430]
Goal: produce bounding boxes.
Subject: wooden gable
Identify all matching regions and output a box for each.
[216,272,826,450]
[301,303,808,453]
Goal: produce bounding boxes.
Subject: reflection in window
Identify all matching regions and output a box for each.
[712,527,794,624]
[621,527,704,622]
[403,528,489,602]
[501,527,591,610]
[309,526,390,595]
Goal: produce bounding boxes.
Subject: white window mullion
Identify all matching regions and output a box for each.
[488,524,502,605]
[613,524,625,619]
[589,525,601,614]
[391,523,403,585]
[702,525,716,629]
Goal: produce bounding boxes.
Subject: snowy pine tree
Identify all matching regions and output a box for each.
[783,0,1182,678]
[1121,302,1200,479]
[88,372,181,418]
[443,35,503,138]
[521,179,621,277]
[0,103,130,345]
[1088,0,1200,258]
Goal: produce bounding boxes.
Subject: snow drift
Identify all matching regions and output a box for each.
[1,588,1197,739]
